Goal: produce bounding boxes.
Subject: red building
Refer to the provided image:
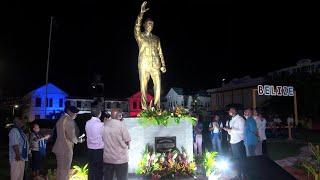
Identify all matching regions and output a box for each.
[129,92,153,117]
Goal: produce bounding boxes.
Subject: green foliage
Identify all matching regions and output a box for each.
[70,164,88,180]
[136,144,196,179]
[203,150,218,177]
[46,169,56,180]
[137,107,197,127]
[302,143,320,180]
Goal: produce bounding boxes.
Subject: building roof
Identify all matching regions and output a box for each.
[172,88,184,95]
[208,76,264,93]
[24,83,68,98]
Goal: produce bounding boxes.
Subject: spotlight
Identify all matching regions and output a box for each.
[216,159,230,171]
[216,158,230,171]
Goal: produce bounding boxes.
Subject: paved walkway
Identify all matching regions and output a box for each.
[275,146,312,179]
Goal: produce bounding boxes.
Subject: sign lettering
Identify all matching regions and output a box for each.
[257,85,294,97]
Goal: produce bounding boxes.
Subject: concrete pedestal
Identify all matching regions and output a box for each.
[123,118,193,173]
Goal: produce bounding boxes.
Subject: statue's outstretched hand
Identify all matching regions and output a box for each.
[160,66,166,73]
[141,1,149,13]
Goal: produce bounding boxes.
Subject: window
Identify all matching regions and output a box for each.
[46,98,48,107]
[35,98,41,107]
[133,102,137,109]
[116,102,120,108]
[59,99,63,107]
[49,98,53,107]
[77,101,82,108]
[35,115,40,119]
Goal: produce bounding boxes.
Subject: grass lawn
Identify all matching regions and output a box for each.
[267,140,305,161]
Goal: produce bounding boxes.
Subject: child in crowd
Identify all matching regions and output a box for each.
[30,123,50,178]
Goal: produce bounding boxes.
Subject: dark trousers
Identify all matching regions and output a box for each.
[31,150,42,171]
[231,141,246,178]
[262,140,268,156]
[88,149,103,180]
[103,162,128,180]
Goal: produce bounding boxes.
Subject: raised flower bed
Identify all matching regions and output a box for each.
[136,144,196,179]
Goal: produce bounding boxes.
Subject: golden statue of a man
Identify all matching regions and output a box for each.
[134,1,166,110]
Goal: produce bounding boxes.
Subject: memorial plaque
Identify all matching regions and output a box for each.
[155,136,176,153]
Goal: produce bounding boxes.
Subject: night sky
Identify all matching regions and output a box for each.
[1,0,320,98]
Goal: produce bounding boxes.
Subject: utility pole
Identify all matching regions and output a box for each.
[45,16,54,119]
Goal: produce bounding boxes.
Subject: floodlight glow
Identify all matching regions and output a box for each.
[14,105,19,108]
[216,159,230,171]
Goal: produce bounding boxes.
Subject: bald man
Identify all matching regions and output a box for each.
[103,109,131,180]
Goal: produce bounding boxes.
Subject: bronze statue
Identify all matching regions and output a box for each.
[134,1,166,110]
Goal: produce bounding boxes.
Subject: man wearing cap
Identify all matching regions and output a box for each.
[52,106,84,180]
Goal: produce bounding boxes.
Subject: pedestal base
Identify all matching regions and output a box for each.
[123,118,193,173]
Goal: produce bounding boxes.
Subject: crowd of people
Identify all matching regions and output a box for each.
[193,107,268,179]
[8,102,131,180]
[8,101,302,180]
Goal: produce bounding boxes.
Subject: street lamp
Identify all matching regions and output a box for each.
[12,104,19,116]
[222,78,226,86]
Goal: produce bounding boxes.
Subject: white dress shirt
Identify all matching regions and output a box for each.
[228,114,245,144]
[256,118,267,141]
[85,117,104,149]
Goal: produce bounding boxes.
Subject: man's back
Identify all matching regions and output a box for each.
[52,114,76,154]
[103,119,131,164]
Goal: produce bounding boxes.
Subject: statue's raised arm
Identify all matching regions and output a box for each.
[134,1,149,44]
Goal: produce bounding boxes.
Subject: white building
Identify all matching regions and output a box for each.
[66,98,93,113]
[268,59,320,76]
[165,88,185,109]
[164,88,211,111]
[105,99,129,117]
[66,98,129,117]
[22,83,68,122]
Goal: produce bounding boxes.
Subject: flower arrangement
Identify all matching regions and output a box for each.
[136,144,196,179]
[203,150,218,177]
[137,106,197,127]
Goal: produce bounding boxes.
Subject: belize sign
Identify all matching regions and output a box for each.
[257,85,294,96]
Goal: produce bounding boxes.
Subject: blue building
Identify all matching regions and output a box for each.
[22,83,68,122]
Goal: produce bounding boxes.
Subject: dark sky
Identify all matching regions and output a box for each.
[1,0,320,98]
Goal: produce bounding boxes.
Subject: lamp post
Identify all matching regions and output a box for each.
[12,104,19,117]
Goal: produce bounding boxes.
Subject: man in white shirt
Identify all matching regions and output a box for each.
[85,101,104,180]
[224,107,246,179]
[255,112,267,156]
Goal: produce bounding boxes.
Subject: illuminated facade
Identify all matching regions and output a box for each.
[129,92,153,117]
[164,88,211,111]
[22,83,68,122]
